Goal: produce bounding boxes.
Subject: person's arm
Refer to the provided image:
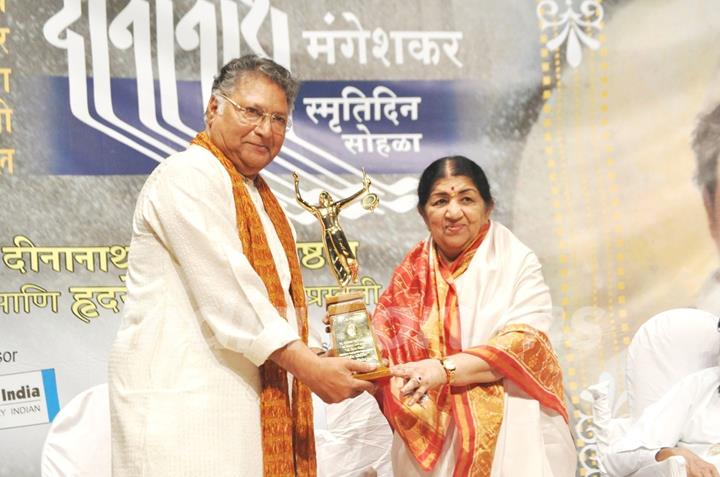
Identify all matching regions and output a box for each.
[606,447,720,477]
[390,250,550,404]
[444,353,502,385]
[603,447,662,476]
[292,172,316,213]
[605,373,699,476]
[270,341,375,403]
[145,154,300,364]
[335,171,370,210]
[656,448,719,477]
[458,252,554,388]
[390,354,501,405]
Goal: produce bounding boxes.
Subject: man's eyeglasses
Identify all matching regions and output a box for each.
[216,93,291,133]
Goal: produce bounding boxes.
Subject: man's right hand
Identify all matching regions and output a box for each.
[656,447,719,477]
[306,356,376,403]
[270,340,376,404]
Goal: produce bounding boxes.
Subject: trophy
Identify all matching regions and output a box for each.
[293,171,390,380]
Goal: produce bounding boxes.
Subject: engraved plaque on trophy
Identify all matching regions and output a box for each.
[293,171,390,380]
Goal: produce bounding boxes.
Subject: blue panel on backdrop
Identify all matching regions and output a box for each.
[45,76,204,175]
[43,76,477,176]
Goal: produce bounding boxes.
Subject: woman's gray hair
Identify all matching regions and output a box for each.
[693,103,720,201]
[211,54,299,113]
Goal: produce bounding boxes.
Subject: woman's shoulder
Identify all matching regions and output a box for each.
[479,222,547,277]
[488,221,536,257]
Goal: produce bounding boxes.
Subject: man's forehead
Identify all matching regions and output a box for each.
[231,74,288,109]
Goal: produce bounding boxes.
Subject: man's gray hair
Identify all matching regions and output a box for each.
[211,54,299,112]
[693,103,720,199]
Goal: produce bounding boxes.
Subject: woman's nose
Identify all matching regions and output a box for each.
[445,200,462,218]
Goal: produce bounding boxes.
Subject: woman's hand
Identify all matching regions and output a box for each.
[391,359,447,406]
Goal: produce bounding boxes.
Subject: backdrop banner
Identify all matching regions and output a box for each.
[1,1,720,476]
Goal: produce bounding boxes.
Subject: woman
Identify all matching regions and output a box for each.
[372,156,576,476]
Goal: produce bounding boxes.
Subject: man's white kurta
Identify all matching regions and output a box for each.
[109,145,301,477]
[390,222,577,477]
[606,367,720,475]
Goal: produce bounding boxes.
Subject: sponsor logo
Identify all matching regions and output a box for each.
[0,369,59,430]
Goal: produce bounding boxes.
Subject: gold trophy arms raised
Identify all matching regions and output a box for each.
[293,169,378,287]
[293,170,388,380]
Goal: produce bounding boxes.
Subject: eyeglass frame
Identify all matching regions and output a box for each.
[215,92,292,133]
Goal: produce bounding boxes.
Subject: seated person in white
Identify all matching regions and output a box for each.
[605,328,720,477]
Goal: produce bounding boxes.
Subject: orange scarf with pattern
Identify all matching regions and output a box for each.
[192,132,316,477]
[373,223,567,476]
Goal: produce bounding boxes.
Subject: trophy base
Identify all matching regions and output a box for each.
[327,291,389,381]
[354,367,392,381]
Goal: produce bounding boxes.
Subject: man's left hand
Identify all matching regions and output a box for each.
[656,447,720,477]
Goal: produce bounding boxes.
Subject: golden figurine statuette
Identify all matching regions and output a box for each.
[293,170,390,380]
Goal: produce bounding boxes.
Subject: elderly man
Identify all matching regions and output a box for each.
[695,102,720,313]
[108,55,375,477]
[604,320,720,477]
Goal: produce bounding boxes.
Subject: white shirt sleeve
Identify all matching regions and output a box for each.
[604,374,697,476]
[604,447,660,476]
[140,150,300,365]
